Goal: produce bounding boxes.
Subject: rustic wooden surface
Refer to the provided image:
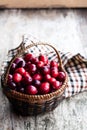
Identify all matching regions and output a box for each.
[0,9,87,130]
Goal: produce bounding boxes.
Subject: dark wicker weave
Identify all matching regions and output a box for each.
[1,42,68,116]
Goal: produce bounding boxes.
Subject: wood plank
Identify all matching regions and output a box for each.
[1,0,87,8]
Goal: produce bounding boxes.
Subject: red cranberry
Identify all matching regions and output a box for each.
[50,61,58,68]
[37,61,44,68]
[25,62,31,71]
[51,69,58,78]
[49,77,56,84]
[17,60,25,68]
[26,85,38,95]
[40,82,50,94]
[8,81,16,90]
[10,63,16,73]
[41,66,50,75]
[39,55,48,64]
[51,67,58,71]
[15,67,25,75]
[44,74,51,82]
[14,58,25,67]
[24,53,34,62]
[57,71,66,82]
[18,87,25,93]
[52,80,61,90]
[31,57,39,64]
[23,76,32,85]
[8,74,13,81]
[33,80,41,87]
[23,71,30,78]
[13,73,22,83]
[33,74,42,81]
[28,64,37,74]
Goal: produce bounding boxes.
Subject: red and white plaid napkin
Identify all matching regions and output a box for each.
[59,52,87,98]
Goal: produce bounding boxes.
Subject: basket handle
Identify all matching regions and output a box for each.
[9,42,62,68]
[8,42,26,57]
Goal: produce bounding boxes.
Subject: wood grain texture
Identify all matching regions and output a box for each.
[0,9,87,130]
[1,0,87,8]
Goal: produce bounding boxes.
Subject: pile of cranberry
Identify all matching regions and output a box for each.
[7,53,66,95]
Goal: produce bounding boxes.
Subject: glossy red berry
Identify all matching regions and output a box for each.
[51,69,58,78]
[15,67,25,75]
[13,73,22,83]
[40,82,50,94]
[8,81,16,90]
[50,61,58,68]
[33,74,42,81]
[23,76,32,86]
[49,77,56,84]
[28,64,37,74]
[8,74,13,81]
[26,85,38,95]
[10,63,16,73]
[57,71,66,82]
[14,58,25,67]
[52,80,60,90]
[44,74,51,82]
[24,53,34,62]
[23,71,30,78]
[39,55,48,64]
[31,57,39,64]
[33,80,41,87]
[37,61,44,68]
[41,66,50,75]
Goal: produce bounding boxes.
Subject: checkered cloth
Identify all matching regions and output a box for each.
[59,52,87,98]
[1,36,87,98]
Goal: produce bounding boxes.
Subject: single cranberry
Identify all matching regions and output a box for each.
[13,73,22,83]
[31,57,39,64]
[33,73,42,81]
[52,80,61,90]
[57,71,66,82]
[50,61,58,68]
[15,67,25,75]
[8,81,16,90]
[37,61,44,68]
[49,77,56,84]
[33,80,41,88]
[8,74,13,82]
[40,82,50,94]
[10,63,16,73]
[18,87,25,93]
[51,69,58,78]
[26,85,38,95]
[23,71,30,78]
[14,58,25,67]
[25,62,31,71]
[44,74,51,82]
[24,53,34,62]
[39,55,48,64]
[23,76,32,85]
[28,64,37,74]
[14,57,23,64]
[17,60,25,68]
[41,66,50,75]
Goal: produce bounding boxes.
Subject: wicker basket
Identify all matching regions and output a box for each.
[1,42,68,116]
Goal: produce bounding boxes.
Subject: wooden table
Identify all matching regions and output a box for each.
[0,9,87,130]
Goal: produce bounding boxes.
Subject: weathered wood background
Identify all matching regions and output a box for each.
[0,9,87,130]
